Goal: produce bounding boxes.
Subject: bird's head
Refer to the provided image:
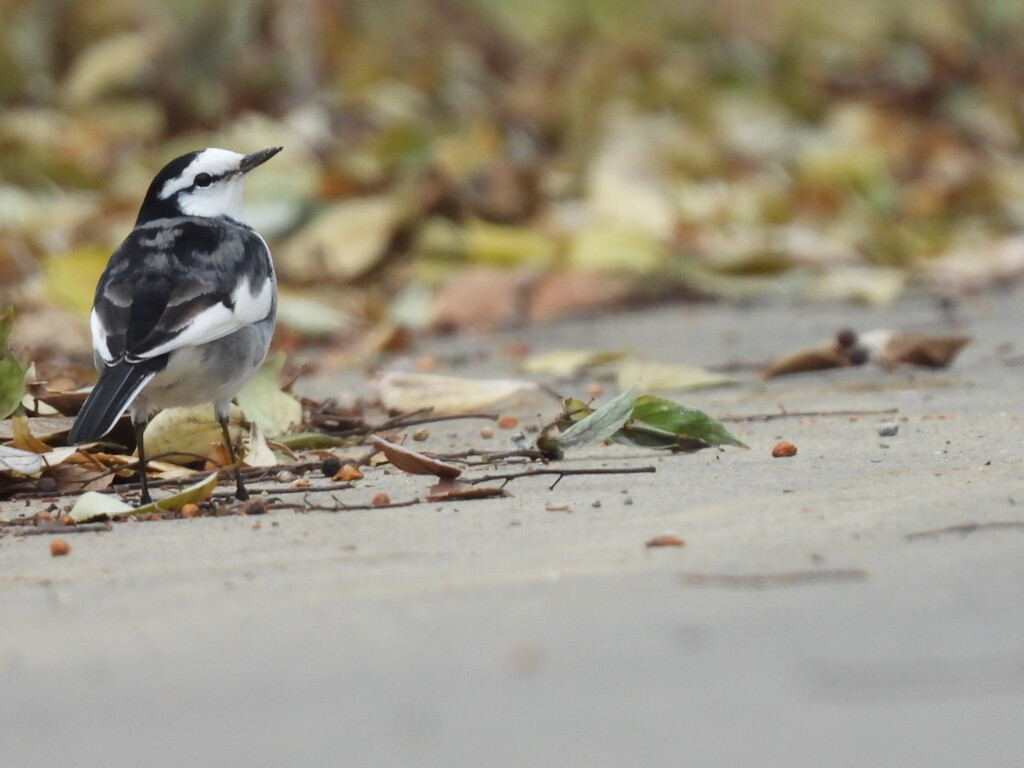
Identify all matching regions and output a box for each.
[136,147,282,225]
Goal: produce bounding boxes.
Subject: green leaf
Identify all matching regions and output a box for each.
[0,307,27,419]
[627,395,748,449]
[611,422,713,453]
[556,387,637,451]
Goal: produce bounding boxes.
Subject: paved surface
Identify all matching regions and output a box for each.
[3,289,1024,767]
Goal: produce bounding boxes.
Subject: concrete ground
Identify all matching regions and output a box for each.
[2,288,1024,767]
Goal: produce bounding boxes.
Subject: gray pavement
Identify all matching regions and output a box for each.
[3,288,1024,767]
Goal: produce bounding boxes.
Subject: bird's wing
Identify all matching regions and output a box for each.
[91,218,275,365]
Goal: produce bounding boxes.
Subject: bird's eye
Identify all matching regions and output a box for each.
[194,173,213,188]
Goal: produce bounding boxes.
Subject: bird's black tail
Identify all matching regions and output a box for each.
[68,359,163,443]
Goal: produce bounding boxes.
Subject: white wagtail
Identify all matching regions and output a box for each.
[68,147,282,504]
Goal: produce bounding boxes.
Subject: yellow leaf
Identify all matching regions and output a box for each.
[143,404,243,464]
[43,248,110,315]
[235,354,302,437]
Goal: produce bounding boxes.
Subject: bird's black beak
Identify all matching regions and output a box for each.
[239,147,283,174]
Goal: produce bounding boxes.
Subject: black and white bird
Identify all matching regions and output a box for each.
[68,146,282,504]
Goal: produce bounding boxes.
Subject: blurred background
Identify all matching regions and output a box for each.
[3,0,1024,378]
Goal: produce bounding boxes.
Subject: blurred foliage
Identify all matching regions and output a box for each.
[5,0,1024,368]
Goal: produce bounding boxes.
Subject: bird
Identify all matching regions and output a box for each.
[68,146,283,505]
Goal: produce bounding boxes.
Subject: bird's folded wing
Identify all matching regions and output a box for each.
[92,222,274,364]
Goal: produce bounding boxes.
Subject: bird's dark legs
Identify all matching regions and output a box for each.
[134,418,152,505]
[218,416,249,501]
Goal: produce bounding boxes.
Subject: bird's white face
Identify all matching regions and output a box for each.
[158,148,248,220]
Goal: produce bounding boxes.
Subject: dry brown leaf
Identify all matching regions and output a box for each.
[527,271,633,323]
[426,478,506,502]
[432,267,530,331]
[44,461,115,493]
[9,414,54,453]
[25,382,90,418]
[860,331,971,369]
[760,346,852,379]
[370,435,462,478]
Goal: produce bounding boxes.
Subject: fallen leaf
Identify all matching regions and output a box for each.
[0,307,26,419]
[275,290,355,337]
[760,345,853,379]
[567,223,665,274]
[622,395,748,450]
[556,387,637,451]
[859,331,971,368]
[527,271,633,323]
[10,414,51,453]
[143,404,243,465]
[42,248,110,315]
[616,360,734,392]
[71,471,221,522]
[463,219,558,268]
[370,435,462,478]
[431,267,530,331]
[377,371,541,416]
[520,349,628,378]
[426,478,506,501]
[235,353,303,437]
[279,195,401,282]
[24,382,89,417]
[0,445,44,475]
[62,30,164,106]
[68,491,134,522]
[242,422,277,467]
[44,460,115,493]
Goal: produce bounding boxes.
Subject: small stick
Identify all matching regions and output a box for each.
[720,407,898,423]
[466,465,656,490]
[906,521,1024,541]
[678,569,869,588]
[13,522,114,536]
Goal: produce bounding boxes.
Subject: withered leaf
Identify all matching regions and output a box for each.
[760,345,852,379]
[862,331,971,368]
[370,435,462,478]
[426,478,506,501]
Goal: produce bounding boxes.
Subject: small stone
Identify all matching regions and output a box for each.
[480,427,494,439]
[49,539,70,557]
[497,416,518,430]
[772,441,798,458]
[371,492,391,506]
[877,422,899,437]
[321,456,343,477]
[412,428,430,441]
[180,503,200,518]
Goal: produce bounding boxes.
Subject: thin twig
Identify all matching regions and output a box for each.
[720,407,898,423]
[211,482,354,499]
[465,465,656,490]
[13,522,113,536]
[678,569,869,588]
[906,521,1024,541]
[305,496,425,512]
